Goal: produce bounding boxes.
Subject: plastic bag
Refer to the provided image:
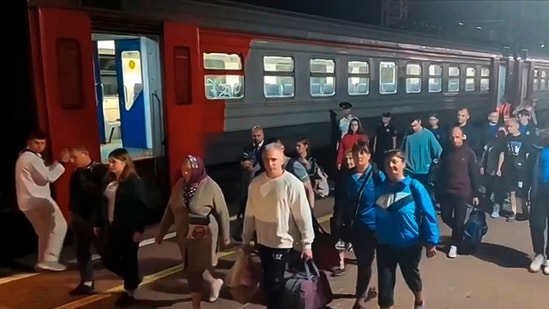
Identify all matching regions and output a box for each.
[225,249,260,288]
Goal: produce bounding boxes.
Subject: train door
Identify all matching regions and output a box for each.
[519,62,532,105]
[92,35,164,162]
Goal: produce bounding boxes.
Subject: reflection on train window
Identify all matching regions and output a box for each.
[203,53,242,70]
[101,75,119,96]
[310,58,335,97]
[428,64,442,93]
[379,61,397,94]
[541,70,547,90]
[533,70,539,91]
[448,66,460,92]
[465,67,476,92]
[347,61,369,96]
[480,67,490,92]
[405,63,421,94]
[263,56,295,98]
[203,52,244,100]
[204,75,244,99]
[99,56,116,71]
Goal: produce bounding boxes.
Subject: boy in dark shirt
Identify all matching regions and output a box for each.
[373,112,397,168]
[497,118,534,221]
[480,127,507,218]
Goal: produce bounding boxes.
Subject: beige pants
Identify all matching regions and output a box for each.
[23,199,67,264]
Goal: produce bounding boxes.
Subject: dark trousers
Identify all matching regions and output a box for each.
[530,196,549,257]
[484,175,505,208]
[102,227,141,291]
[71,214,103,283]
[350,227,376,299]
[257,245,291,309]
[377,244,423,308]
[440,193,469,246]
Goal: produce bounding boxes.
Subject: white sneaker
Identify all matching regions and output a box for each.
[528,254,545,273]
[448,246,458,259]
[543,260,549,276]
[35,261,67,272]
[491,204,500,218]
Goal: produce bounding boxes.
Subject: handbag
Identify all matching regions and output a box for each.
[340,168,374,242]
[186,211,212,240]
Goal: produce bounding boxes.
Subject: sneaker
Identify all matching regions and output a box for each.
[529,254,545,273]
[332,267,346,277]
[448,246,458,259]
[506,214,516,222]
[543,260,549,276]
[114,292,136,307]
[491,204,500,218]
[414,300,425,309]
[209,278,223,302]
[35,261,67,272]
[69,282,95,296]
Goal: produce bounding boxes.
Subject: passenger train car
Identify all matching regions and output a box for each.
[3,0,548,259]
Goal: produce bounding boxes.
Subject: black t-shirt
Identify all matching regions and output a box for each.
[499,134,533,172]
[375,123,397,153]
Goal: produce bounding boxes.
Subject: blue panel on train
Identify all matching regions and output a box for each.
[114,39,147,150]
[92,41,106,144]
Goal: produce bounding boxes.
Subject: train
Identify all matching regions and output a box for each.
[3,0,548,260]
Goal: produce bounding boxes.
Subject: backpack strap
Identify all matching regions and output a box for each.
[347,167,375,228]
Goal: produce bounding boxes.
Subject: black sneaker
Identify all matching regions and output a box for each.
[69,283,95,296]
[115,292,136,307]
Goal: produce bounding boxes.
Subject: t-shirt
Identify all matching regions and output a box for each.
[499,134,533,172]
[375,123,397,153]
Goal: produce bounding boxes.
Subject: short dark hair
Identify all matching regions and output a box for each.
[352,140,371,155]
[410,116,422,123]
[27,129,47,141]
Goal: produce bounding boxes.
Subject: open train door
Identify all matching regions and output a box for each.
[29,8,99,218]
[163,23,205,184]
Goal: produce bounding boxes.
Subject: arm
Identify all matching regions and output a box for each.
[241,186,256,245]
[336,135,346,166]
[430,134,443,160]
[158,179,182,237]
[497,152,504,174]
[289,181,315,251]
[412,181,440,246]
[293,162,315,208]
[29,159,65,186]
[467,150,481,199]
[130,178,148,234]
[211,181,231,243]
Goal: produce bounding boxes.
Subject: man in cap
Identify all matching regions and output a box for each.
[338,101,356,141]
[373,112,397,168]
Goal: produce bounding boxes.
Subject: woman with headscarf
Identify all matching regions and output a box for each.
[337,118,369,170]
[155,155,231,309]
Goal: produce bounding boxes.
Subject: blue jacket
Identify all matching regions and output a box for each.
[337,165,385,231]
[375,176,440,248]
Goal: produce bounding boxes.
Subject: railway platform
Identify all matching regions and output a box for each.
[0,197,546,309]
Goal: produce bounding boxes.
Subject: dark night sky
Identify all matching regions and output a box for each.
[224,0,547,51]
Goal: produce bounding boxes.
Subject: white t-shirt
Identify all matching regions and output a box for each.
[242,171,314,250]
[15,150,65,211]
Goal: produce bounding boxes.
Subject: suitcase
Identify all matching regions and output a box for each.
[281,260,333,309]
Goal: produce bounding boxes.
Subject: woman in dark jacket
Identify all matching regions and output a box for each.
[95,148,147,307]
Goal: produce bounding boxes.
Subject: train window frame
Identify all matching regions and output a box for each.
[405,63,421,94]
[379,61,398,95]
[309,58,336,97]
[428,64,443,93]
[202,52,245,100]
[465,67,476,92]
[263,56,295,99]
[447,66,460,93]
[347,60,370,96]
[480,66,490,92]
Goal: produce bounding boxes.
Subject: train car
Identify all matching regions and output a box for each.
[3,0,548,260]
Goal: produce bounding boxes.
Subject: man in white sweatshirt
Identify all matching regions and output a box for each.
[242,142,314,309]
[15,130,69,272]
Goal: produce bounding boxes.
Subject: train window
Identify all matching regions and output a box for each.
[541,70,547,90]
[465,67,476,92]
[263,56,295,98]
[405,64,421,94]
[347,61,369,96]
[310,58,336,97]
[379,61,397,94]
[56,38,84,109]
[448,66,460,92]
[428,64,442,93]
[533,69,539,91]
[203,52,244,100]
[174,47,192,105]
[480,67,490,92]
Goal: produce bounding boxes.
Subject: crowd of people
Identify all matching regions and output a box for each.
[11,96,548,308]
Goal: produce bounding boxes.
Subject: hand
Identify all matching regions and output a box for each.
[479,167,484,176]
[241,160,253,170]
[60,148,70,163]
[93,227,101,237]
[154,233,164,245]
[132,232,143,243]
[337,164,341,171]
[472,197,480,207]
[302,249,313,260]
[425,244,437,258]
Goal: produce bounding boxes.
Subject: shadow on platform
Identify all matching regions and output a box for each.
[473,242,531,269]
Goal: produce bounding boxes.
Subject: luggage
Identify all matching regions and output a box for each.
[463,209,488,252]
[281,260,333,309]
[311,216,340,271]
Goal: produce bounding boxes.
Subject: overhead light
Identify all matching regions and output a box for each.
[476,26,483,30]
[541,42,545,48]
[458,22,464,26]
